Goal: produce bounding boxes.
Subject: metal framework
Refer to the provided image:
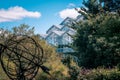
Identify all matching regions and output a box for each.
[0,35,44,80]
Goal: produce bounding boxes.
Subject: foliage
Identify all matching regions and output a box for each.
[0,24,70,80]
[61,54,80,80]
[12,24,34,36]
[80,0,120,15]
[72,13,120,68]
[16,26,70,80]
[117,63,120,71]
[0,64,9,80]
[82,0,100,14]
[71,0,120,68]
[0,35,45,80]
[35,41,69,80]
[77,68,120,80]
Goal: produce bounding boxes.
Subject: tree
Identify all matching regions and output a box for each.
[71,0,120,68]
[83,0,100,14]
[12,24,34,36]
[0,24,70,80]
[100,0,120,12]
[76,0,120,18]
[73,13,120,68]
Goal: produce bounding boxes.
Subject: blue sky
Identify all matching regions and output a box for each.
[0,0,82,34]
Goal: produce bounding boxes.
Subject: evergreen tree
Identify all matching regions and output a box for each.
[83,0,100,14]
[76,0,120,17]
[100,0,120,12]
[73,13,120,68]
[71,0,120,68]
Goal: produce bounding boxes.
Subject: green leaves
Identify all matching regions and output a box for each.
[72,13,120,68]
[12,24,35,36]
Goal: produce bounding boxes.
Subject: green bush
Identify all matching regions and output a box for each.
[117,63,120,71]
[107,71,120,80]
[77,68,120,80]
[36,70,69,80]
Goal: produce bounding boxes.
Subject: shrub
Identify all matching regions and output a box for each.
[107,71,120,80]
[77,68,120,80]
[117,63,120,71]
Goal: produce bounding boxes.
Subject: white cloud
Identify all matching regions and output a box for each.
[67,3,76,8]
[0,6,41,22]
[59,8,79,19]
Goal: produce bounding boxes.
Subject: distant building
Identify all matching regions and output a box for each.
[41,16,83,53]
